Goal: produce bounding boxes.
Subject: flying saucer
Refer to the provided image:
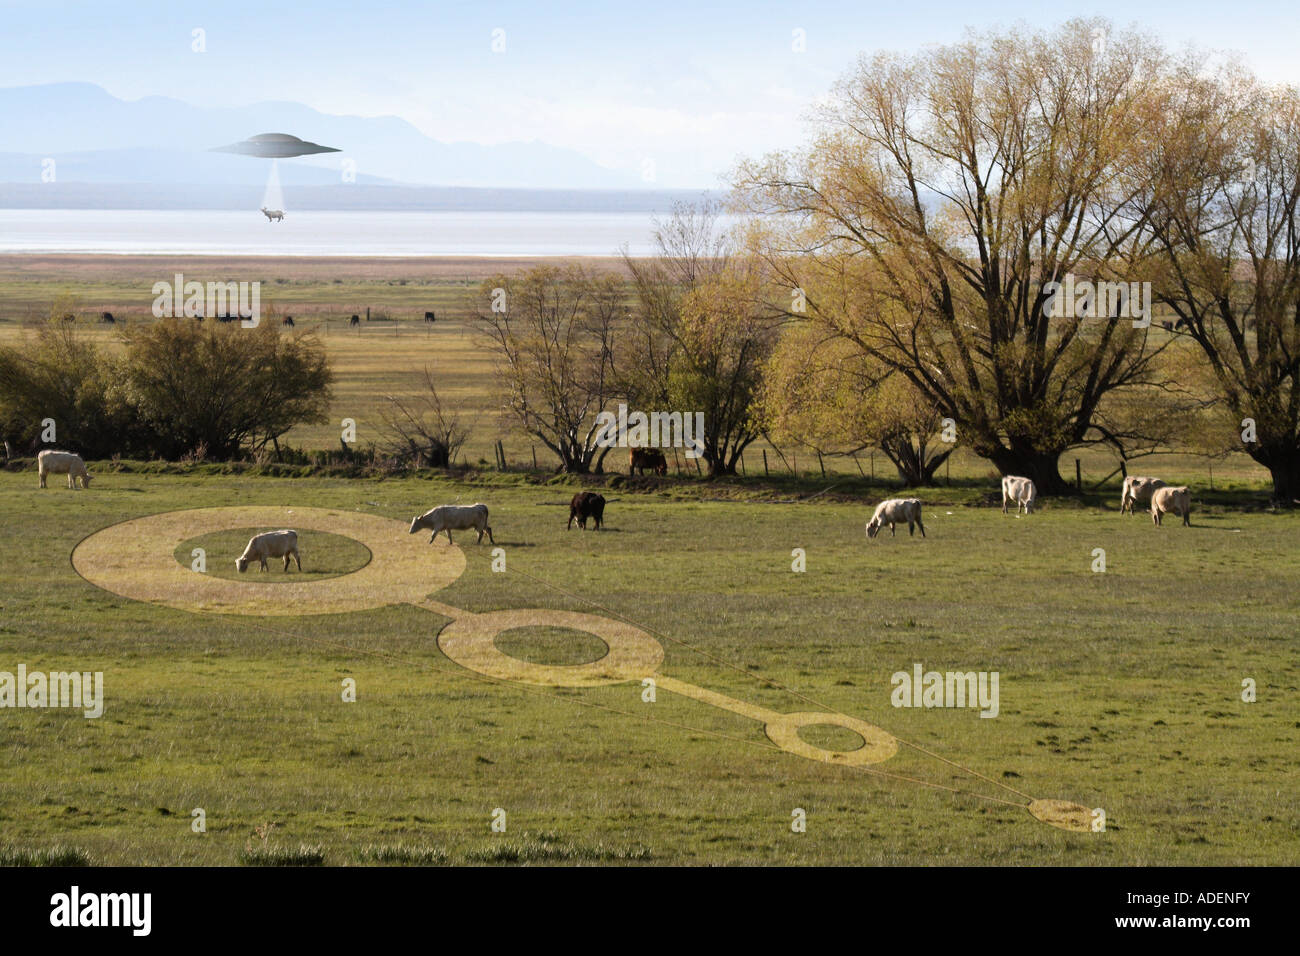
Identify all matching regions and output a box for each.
[210,133,341,159]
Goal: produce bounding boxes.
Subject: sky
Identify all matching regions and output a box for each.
[2,0,1299,188]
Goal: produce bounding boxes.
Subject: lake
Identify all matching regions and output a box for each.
[0,209,739,257]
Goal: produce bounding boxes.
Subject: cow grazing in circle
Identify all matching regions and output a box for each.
[424,311,436,323]
[629,447,668,476]
[568,491,606,530]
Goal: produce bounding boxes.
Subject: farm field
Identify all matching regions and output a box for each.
[1,467,1296,866]
[0,255,1277,490]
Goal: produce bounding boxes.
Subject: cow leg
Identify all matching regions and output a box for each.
[485,526,494,545]
[38,471,46,488]
[917,517,925,538]
[283,554,290,571]
[293,549,302,571]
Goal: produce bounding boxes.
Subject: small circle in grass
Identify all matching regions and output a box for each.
[174,528,371,582]
[795,723,867,753]
[494,626,609,667]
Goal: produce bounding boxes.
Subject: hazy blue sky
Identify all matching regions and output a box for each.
[3,1,1299,186]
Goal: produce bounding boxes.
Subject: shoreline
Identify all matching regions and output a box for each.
[0,253,635,280]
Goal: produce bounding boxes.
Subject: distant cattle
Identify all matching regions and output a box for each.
[866,498,925,539]
[261,207,284,222]
[38,450,91,489]
[629,447,668,476]
[1120,475,1167,515]
[236,529,301,572]
[282,315,294,327]
[568,491,606,531]
[424,311,436,323]
[350,314,361,327]
[410,503,494,545]
[60,313,75,323]
[1001,475,1037,515]
[101,312,115,324]
[1151,486,1192,527]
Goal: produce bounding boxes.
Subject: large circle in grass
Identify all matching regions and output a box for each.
[72,507,463,615]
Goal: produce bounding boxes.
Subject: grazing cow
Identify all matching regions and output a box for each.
[37,450,91,489]
[260,207,285,222]
[1001,475,1037,515]
[629,447,668,476]
[409,503,494,545]
[1120,475,1167,515]
[866,498,925,539]
[568,491,606,530]
[60,313,75,323]
[282,315,294,327]
[424,311,436,323]
[101,312,115,324]
[235,530,301,572]
[350,314,360,327]
[1151,486,1192,527]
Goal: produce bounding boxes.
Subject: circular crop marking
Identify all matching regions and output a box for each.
[174,528,372,582]
[763,712,898,766]
[1027,799,1094,832]
[73,506,463,615]
[438,609,664,687]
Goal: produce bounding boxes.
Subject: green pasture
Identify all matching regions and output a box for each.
[0,467,1296,865]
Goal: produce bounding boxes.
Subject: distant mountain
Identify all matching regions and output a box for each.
[0,82,647,190]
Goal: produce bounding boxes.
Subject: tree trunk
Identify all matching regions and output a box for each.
[1265,458,1300,506]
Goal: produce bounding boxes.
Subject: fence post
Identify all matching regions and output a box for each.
[1075,458,1082,493]
[817,450,826,479]
[792,453,797,477]
[1209,463,1214,490]
[763,449,769,476]
[740,453,746,476]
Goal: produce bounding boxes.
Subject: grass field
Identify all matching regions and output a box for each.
[1,255,1296,867]
[1,466,1296,866]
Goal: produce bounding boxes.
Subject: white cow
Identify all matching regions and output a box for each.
[409,503,494,545]
[1001,476,1036,515]
[37,450,91,489]
[261,207,285,222]
[1150,486,1191,527]
[1120,475,1167,515]
[236,530,302,572]
[866,498,925,539]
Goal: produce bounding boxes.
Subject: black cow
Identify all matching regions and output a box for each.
[101,312,115,324]
[424,311,436,322]
[282,315,295,327]
[349,314,360,327]
[568,491,606,531]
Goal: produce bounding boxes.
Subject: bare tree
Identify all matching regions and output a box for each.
[377,366,469,467]
[473,265,624,473]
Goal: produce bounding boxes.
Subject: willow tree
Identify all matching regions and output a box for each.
[761,321,952,486]
[1142,68,1300,504]
[734,19,1178,493]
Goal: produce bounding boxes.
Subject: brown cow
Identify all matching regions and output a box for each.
[568,491,606,530]
[629,447,668,476]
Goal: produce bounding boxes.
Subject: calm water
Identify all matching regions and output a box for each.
[0,210,732,256]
